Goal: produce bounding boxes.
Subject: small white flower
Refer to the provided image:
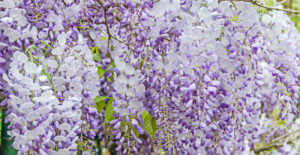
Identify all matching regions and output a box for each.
[234,32,244,41]
[40,85,51,90]
[46,58,58,69]
[54,136,67,142]
[24,62,37,74]
[34,127,46,136]
[64,0,73,4]
[66,67,77,77]
[51,46,64,55]
[3,28,21,42]
[25,111,39,121]
[0,0,15,8]
[262,14,272,24]
[13,51,28,64]
[57,32,67,46]
[0,17,13,23]
[58,123,71,131]
[38,75,48,82]
[36,105,52,114]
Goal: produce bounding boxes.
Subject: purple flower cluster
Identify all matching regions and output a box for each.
[0,0,299,154]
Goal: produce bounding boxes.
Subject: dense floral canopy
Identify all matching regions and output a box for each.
[0,0,299,154]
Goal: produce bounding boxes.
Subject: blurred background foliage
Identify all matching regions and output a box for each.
[289,0,300,32]
[263,0,300,32]
[279,0,300,32]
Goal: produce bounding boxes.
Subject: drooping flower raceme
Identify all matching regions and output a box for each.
[0,0,299,154]
[46,36,101,154]
[3,51,58,154]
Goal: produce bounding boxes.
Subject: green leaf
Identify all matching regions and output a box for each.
[291,16,300,33]
[291,16,298,23]
[284,90,292,96]
[276,120,287,126]
[104,98,114,124]
[94,96,107,113]
[101,36,106,41]
[139,58,144,68]
[220,26,224,35]
[105,52,112,59]
[231,15,238,22]
[264,0,275,6]
[97,67,105,78]
[91,46,99,53]
[276,81,284,87]
[142,111,157,138]
[271,106,280,121]
[91,46,101,62]
[133,127,139,137]
[92,53,101,61]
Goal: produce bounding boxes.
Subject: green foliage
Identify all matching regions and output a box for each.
[270,105,287,127]
[292,1,300,11]
[142,111,157,139]
[96,63,114,81]
[263,0,275,6]
[139,58,144,69]
[91,46,101,62]
[231,15,238,22]
[288,1,300,33]
[101,36,106,41]
[106,76,111,82]
[291,15,300,33]
[271,106,280,121]
[276,120,287,126]
[1,109,18,155]
[104,98,114,124]
[94,96,109,113]
[133,127,139,137]
[97,67,105,78]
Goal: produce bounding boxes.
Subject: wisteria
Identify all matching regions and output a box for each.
[0,0,299,154]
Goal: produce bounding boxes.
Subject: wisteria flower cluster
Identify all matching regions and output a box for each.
[0,0,299,154]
